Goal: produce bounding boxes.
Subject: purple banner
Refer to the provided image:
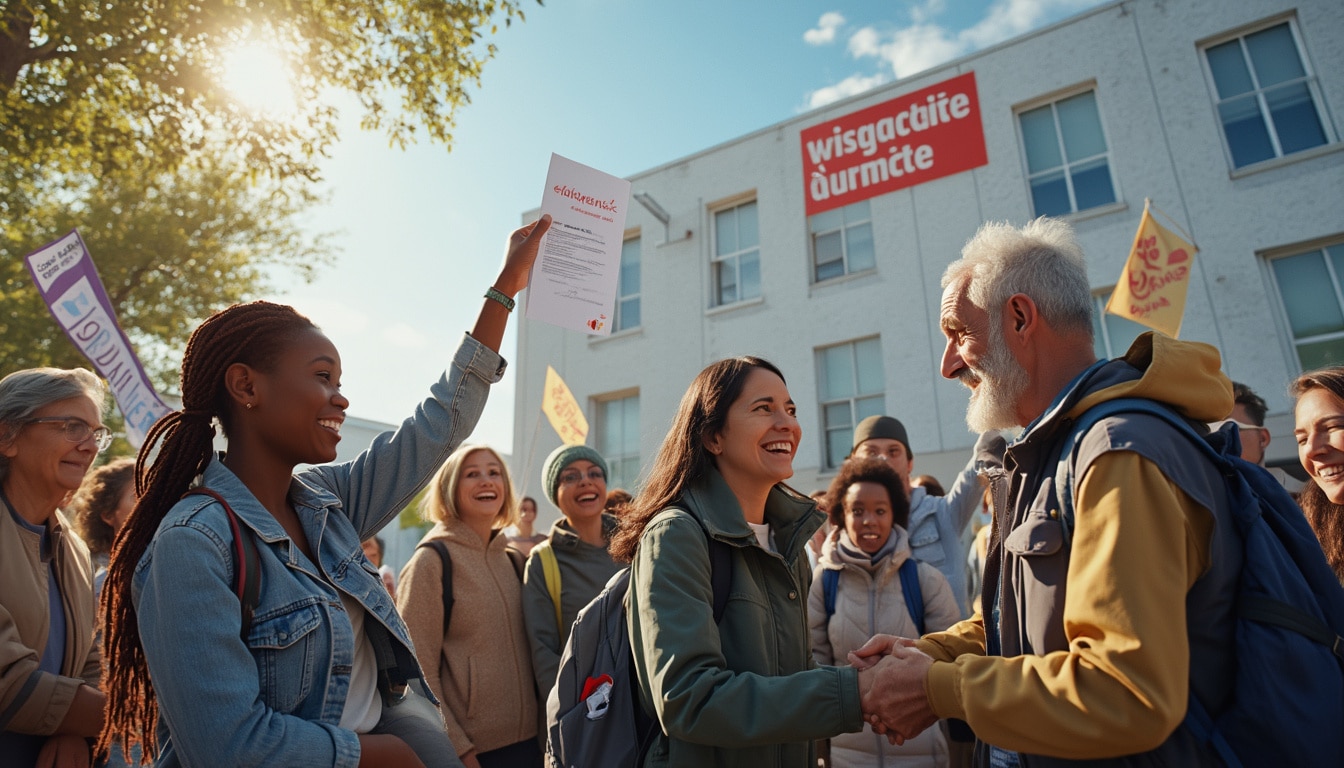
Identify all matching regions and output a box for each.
[24,229,171,447]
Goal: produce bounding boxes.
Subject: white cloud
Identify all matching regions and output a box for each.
[382,322,429,349]
[803,12,846,46]
[806,0,1101,106]
[808,72,888,109]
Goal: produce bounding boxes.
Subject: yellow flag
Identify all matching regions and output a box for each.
[542,366,589,446]
[1106,202,1197,338]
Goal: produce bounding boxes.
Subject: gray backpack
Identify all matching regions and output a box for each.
[544,519,731,768]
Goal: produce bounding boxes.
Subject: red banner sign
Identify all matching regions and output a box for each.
[800,71,988,216]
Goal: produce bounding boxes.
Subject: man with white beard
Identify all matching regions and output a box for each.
[850,218,1242,767]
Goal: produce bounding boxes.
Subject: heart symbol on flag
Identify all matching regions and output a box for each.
[1167,249,1188,265]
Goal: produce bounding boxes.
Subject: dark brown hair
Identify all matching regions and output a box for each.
[98,301,318,761]
[1291,367,1344,581]
[823,458,911,531]
[609,357,784,563]
[69,457,136,558]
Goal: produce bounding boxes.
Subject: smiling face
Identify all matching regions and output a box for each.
[842,480,896,555]
[940,279,1031,432]
[250,328,349,466]
[706,367,801,493]
[554,459,607,523]
[1,395,103,514]
[455,449,507,528]
[1295,387,1344,504]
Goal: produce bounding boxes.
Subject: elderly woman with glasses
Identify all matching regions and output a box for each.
[0,367,113,768]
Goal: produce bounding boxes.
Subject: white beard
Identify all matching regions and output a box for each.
[962,324,1030,432]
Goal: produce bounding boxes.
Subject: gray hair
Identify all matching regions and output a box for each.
[942,217,1094,334]
[0,368,108,481]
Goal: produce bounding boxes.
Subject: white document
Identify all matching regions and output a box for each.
[525,153,631,335]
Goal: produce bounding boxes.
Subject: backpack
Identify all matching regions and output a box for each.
[821,556,925,635]
[532,539,564,632]
[184,488,260,640]
[544,521,732,768]
[416,537,525,635]
[1055,397,1344,767]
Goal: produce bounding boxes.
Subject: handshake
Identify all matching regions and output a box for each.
[850,634,939,746]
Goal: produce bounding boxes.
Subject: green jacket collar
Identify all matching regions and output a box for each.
[681,467,823,562]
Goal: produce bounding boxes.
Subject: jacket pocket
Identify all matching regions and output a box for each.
[908,517,946,567]
[1001,511,1063,557]
[247,604,323,713]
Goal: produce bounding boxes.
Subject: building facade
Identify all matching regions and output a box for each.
[513,0,1344,511]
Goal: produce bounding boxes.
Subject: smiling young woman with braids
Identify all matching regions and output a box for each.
[97,216,550,768]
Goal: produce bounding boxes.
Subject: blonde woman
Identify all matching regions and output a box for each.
[398,445,541,768]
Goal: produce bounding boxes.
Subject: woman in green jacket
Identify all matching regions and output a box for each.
[609,356,867,767]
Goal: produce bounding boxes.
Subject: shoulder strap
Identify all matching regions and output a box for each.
[1054,397,1213,545]
[822,569,839,618]
[505,545,526,582]
[708,536,732,624]
[183,488,260,641]
[416,540,453,636]
[536,540,563,631]
[898,558,926,636]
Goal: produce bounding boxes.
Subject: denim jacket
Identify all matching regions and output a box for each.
[132,334,505,768]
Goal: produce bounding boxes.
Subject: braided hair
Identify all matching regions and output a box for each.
[98,301,317,761]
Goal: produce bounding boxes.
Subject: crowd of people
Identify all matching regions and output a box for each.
[2,213,1342,768]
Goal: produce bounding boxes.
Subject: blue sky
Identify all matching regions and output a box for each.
[275,0,1105,452]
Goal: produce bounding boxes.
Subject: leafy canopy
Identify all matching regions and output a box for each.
[1,0,537,180]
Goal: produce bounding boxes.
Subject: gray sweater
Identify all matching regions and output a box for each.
[521,514,622,700]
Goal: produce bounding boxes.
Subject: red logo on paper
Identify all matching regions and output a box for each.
[799,71,988,216]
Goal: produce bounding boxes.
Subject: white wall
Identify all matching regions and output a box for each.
[513,0,1344,501]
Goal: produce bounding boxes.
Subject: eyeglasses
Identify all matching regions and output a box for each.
[559,468,606,486]
[27,417,114,452]
[1210,419,1266,434]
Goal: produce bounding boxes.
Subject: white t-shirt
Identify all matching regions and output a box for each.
[747,521,776,553]
[338,592,382,733]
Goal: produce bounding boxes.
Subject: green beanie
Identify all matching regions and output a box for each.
[542,444,609,506]
[850,415,913,459]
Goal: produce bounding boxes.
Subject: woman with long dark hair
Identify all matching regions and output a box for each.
[1292,366,1344,585]
[610,356,866,767]
[97,216,550,767]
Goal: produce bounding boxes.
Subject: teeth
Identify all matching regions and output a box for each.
[1319,465,1344,479]
[764,442,792,452]
[319,419,342,433]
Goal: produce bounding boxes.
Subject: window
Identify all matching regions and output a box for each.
[1091,290,1148,359]
[1267,242,1344,371]
[615,237,640,331]
[1018,90,1117,217]
[816,337,885,469]
[597,394,640,492]
[712,200,760,306]
[810,200,875,282]
[1202,20,1331,169]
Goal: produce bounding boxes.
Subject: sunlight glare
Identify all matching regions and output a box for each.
[221,42,296,115]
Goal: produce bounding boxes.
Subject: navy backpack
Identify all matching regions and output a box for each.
[1056,398,1344,767]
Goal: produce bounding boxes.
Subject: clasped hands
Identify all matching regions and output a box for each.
[851,634,938,746]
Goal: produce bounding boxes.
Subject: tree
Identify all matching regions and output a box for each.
[1,0,539,180]
[0,154,333,388]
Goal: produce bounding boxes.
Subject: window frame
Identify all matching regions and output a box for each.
[594,390,641,493]
[1090,289,1150,360]
[815,336,886,470]
[1197,15,1335,171]
[809,199,876,284]
[710,197,761,307]
[1262,236,1344,374]
[1014,85,1119,218]
[615,235,641,332]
